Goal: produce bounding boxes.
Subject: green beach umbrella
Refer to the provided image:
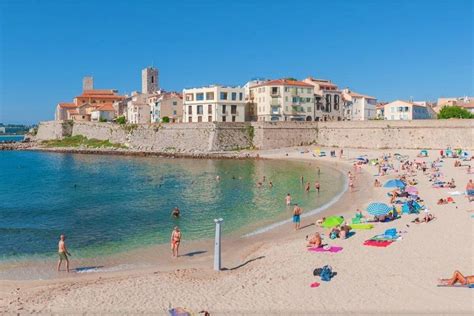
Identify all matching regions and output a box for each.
[321,216,344,228]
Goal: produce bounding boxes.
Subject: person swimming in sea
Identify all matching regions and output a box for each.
[171,207,180,218]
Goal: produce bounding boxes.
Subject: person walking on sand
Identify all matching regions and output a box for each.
[339,148,343,159]
[285,193,292,206]
[292,204,302,230]
[57,234,71,272]
[170,227,181,258]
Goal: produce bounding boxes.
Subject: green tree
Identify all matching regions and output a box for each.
[99,117,107,122]
[161,116,170,123]
[437,106,473,119]
[115,115,126,124]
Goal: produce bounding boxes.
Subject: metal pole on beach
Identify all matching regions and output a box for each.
[213,218,223,271]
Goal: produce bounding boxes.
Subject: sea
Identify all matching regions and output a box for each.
[0,135,25,142]
[0,151,345,263]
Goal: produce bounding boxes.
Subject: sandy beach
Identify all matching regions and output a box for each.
[1,147,473,315]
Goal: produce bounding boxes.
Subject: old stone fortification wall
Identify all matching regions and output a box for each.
[35,121,73,140]
[317,120,473,149]
[251,121,318,150]
[35,119,473,152]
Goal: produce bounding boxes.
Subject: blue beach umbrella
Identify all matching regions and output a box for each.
[383,179,406,188]
[366,202,392,216]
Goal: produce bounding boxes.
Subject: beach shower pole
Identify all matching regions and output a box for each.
[213,218,223,271]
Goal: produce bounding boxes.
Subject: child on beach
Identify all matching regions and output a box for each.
[285,193,292,206]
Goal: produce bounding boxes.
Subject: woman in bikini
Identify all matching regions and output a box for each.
[439,271,474,286]
[170,226,181,257]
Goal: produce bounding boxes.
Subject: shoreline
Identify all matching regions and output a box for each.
[0,157,350,281]
[1,146,472,314]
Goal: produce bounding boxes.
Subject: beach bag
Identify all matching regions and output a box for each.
[313,268,322,276]
[320,265,333,282]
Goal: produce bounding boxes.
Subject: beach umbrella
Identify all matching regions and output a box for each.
[406,186,418,195]
[321,216,344,228]
[366,202,392,216]
[383,179,406,188]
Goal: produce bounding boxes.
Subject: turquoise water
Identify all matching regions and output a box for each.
[0,135,24,142]
[0,151,345,261]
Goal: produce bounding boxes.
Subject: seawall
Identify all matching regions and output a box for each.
[34,119,474,152]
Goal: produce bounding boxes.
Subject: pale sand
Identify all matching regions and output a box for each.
[1,148,473,314]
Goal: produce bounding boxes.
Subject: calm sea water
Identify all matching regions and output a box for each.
[0,135,24,142]
[0,151,344,261]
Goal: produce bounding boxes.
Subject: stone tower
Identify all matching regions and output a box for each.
[83,76,94,91]
[141,67,159,94]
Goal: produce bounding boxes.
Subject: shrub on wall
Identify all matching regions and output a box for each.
[115,116,126,124]
[162,116,170,123]
[438,106,473,119]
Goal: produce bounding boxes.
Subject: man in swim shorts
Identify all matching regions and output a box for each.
[292,204,302,230]
[57,234,71,272]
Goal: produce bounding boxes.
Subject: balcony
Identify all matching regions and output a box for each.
[271,107,281,115]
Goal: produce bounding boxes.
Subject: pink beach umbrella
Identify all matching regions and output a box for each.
[406,186,418,195]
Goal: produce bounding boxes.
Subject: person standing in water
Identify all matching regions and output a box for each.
[171,207,180,218]
[314,181,320,193]
[285,193,292,206]
[300,175,304,185]
[57,234,71,272]
[305,182,311,193]
[292,204,302,230]
[170,227,181,258]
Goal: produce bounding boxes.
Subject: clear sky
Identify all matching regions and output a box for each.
[0,0,472,124]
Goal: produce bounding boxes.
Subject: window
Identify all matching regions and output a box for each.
[325,94,332,112]
[185,93,194,101]
[231,105,237,114]
[208,104,212,114]
[198,116,202,122]
[208,116,212,122]
[307,107,311,112]
[307,88,312,93]
[196,93,204,101]
[197,105,203,114]
[222,116,226,122]
[188,106,192,115]
[284,87,289,92]
[285,96,288,102]
[271,87,278,95]
[188,116,192,122]
[232,116,236,122]
[220,92,228,100]
[239,92,243,100]
[231,92,237,100]
[222,104,227,114]
[173,110,177,115]
[172,101,177,106]
[334,95,339,110]
[292,97,298,103]
[285,106,288,111]
[206,92,214,100]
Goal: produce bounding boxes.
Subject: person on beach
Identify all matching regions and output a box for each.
[57,234,71,272]
[216,175,220,181]
[316,217,326,226]
[285,193,292,206]
[339,149,343,158]
[171,207,180,218]
[292,204,302,230]
[314,181,320,193]
[305,182,311,193]
[466,179,474,202]
[317,167,321,176]
[306,232,322,248]
[439,271,474,286]
[170,227,181,257]
[374,179,381,187]
[300,175,304,185]
[349,178,354,192]
[269,181,273,188]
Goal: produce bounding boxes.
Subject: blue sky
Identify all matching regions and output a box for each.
[0,0,472,124]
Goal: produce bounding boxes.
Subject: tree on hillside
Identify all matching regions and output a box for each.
[437,106,473,119]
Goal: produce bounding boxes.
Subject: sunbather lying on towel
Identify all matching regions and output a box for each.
[439,271,474,286]
[412,213,435,224]
[306,232,322,248]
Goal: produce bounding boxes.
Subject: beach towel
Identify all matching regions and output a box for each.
[449,191,463,196]
[310,282,321,288]
[437,284,474,288]
[351,223,374,230]
[363,240,393,247]
[308,246,343,253]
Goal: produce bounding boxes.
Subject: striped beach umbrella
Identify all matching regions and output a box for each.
[321,216,344,228]
[383,179,406,188]
[366,202,392,216]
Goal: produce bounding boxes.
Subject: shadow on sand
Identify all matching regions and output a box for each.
[73,266,105,272]
[222,256,265,271]
[181,250,207,257]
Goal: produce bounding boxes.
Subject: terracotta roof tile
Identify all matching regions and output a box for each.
[58,102,77,108]
[94,103,115,111]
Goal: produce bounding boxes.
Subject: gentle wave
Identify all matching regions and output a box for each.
[242,169,348,237]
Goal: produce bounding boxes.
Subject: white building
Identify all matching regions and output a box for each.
[342,88,377,120]
[91,103,116,122]
[249,79,315,121]
[182,85,246,122]
[303,77,344,121]
[384,100,436,120]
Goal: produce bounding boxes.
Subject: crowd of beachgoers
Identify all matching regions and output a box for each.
[1,146,472,314]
